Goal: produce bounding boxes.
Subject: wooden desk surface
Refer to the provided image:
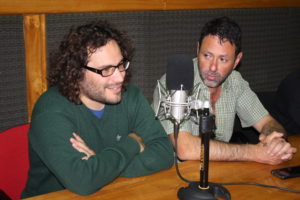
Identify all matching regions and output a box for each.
[24,135,300,200]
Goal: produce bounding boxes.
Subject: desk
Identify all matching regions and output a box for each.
[24,135,300,200]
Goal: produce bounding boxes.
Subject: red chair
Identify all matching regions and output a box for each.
[0,124,30,200]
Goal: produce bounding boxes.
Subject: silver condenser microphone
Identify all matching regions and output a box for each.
[155,54,196,124]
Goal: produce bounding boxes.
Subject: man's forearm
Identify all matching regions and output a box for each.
[209,140,255,162]
[121,135,174,177]
[174,132,255,162]
[260,118,287,138]
[209,135,295,165]
[174,132,290,164]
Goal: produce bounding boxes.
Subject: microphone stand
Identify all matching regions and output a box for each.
[177,110,231,200]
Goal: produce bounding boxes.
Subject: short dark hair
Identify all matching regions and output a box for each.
[48,20,133,104]
[198,16,242,56]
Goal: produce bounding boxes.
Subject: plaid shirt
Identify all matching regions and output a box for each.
[152,58,268,142]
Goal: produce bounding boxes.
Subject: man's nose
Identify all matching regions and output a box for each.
[209,58,218,72]
[111,67,125,82]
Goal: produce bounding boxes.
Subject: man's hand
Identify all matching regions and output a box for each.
[254,132,297,165]
[70,132,95,160]
[251,115,297,164]
[128,133,145,153]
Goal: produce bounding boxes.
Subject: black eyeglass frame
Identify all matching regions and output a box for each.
[82,59,130,77]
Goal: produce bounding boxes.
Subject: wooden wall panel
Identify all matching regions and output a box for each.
[0,0,164,14]
[0,0,299,14]
[166,0,300,9]
[23,14,47,121]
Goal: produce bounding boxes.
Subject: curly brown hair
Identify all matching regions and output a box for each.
[48,20,134,104]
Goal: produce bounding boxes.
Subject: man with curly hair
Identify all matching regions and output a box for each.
[152,16,297,165]
[22,20,174,198]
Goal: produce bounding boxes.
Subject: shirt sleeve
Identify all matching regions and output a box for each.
[236,77,269,128]
[120,84,174,177]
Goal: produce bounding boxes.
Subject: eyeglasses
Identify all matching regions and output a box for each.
[82,59,130,77]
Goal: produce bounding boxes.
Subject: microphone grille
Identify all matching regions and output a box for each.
[166,54,194,90]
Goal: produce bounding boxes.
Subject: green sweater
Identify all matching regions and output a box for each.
[22,83,174,198]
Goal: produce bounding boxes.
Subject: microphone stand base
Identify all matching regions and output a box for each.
[178,182,231,200]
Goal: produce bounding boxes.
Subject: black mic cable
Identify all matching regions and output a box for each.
[220,182,300,193]
[173,122,193,184]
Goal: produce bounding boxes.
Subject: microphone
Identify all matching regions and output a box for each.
[155,54,196,125]
[166,54,194,124]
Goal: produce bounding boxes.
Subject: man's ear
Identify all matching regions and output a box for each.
[233,52,243,69]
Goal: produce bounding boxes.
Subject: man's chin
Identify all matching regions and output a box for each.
[105,95,122,105]
[204,80,219,88]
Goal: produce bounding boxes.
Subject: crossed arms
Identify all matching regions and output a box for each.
[70,132,145,160]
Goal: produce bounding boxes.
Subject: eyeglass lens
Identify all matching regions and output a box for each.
[101,60,129,77]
